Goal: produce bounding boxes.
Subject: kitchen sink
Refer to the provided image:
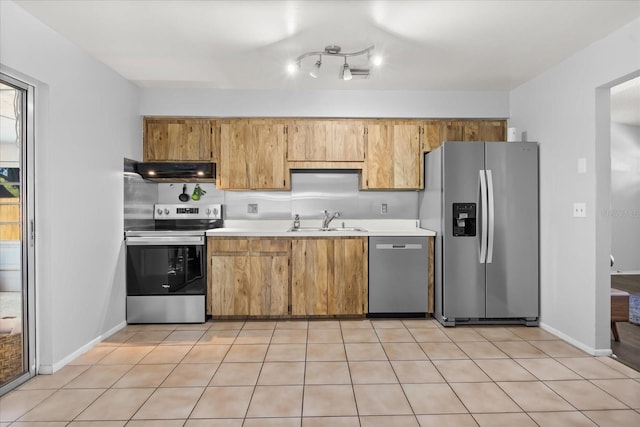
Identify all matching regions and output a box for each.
[287,226,367,232]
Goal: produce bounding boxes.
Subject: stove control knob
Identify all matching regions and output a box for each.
[164,209,170,215]
[213,208,219,217]
[156,208,162,216]
[206,208,211,215]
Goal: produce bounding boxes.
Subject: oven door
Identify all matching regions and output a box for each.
[126,236,205,295]
[125,235,206,323]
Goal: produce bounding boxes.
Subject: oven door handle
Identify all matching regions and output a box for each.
[126,236,205,246]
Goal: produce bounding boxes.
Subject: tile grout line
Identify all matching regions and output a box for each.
[340,320,363,427]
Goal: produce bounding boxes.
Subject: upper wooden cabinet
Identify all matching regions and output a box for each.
[480,120,507,141]
[422,119,507,152]
[441,120,480,142]
[288,119,365,162]
[143,118,213,161]
[218,119,288,190]
[363,120,422,190]
[422,120,442,152]
[142,117,505,190]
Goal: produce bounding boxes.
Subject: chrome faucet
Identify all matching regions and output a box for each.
[321,210,340,229]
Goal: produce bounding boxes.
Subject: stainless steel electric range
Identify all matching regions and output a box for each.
[125,204,222,323]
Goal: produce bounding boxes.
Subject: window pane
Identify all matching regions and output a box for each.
[0,168,20,185]
[0,78,26,389]
[0,183,20,198]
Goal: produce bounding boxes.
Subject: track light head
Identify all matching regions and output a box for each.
[309,56,321,78]
[286,62,299,75]
[341,60,352,81]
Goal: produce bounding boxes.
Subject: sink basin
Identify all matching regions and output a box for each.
[328,227,368,232]
[287,226,367,232]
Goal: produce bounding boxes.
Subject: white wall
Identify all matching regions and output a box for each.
[0,1,140,372]
[140,88,509,118]
[611,122,640,272]
[510,18,640,354]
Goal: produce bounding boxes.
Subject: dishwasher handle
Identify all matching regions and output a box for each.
[375,243,423,250]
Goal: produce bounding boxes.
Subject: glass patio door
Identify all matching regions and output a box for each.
[0,73,35,393]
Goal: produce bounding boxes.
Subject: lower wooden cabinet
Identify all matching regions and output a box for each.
[208,236,369,318]
[291,237,368,316]
[208,238,289,316]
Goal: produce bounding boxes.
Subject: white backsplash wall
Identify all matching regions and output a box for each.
[157,171,419,220]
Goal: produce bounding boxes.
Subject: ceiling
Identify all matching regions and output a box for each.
[13,0,640,92]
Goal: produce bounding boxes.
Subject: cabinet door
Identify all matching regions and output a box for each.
[288,120,331,161]
[292,238,367,316]
[392,123,422,188]
[219,120,251,189]
[365,121,421,189]
[442,120,483,143]
[291,239,330,315]
[249,239,290,316]
[328,120,365,161]
[251,121,288,189]
[329,238,367,315]
[210,255,250,316]
[250,254,289,315]
[208,238,250,316]
[219,119,287,190]
[441,121,464,142]
[480,120,507,141]
[144,118,212,161]
[288,120,364,162]
[423,120,443,152]
[365,123,393,188]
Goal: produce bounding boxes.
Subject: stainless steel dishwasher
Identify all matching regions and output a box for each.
[368,236,429,315]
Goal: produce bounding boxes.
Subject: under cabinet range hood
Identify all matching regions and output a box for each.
[135,162,215,181]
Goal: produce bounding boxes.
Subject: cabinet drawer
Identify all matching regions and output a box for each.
[250,239,290,253]
[209,238,249,253]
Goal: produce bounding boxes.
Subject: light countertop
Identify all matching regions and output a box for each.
[206,219,436,237]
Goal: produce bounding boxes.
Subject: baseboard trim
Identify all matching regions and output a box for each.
[611,270,640,275]
[38,321,127,375]
[539,322,612,357]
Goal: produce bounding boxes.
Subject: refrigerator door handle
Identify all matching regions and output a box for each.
[479,169,488,264]
[486,169,495,264]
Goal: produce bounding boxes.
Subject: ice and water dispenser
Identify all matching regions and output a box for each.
[453,203,476,237]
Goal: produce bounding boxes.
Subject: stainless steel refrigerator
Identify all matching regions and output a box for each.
[420,141,539,326]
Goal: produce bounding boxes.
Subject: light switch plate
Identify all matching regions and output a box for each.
[578,158,587,174]
[573,202,586,217]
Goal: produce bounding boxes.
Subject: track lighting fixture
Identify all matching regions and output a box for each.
[288,45,380,80]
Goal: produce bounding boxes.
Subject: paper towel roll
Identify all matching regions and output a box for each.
[507,127,517,142]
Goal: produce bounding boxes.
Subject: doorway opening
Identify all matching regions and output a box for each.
[609,75,640,371]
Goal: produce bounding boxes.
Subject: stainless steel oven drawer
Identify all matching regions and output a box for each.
[126,295,205,323]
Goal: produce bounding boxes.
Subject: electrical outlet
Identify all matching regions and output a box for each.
[573,202,586,218]
[248,203,258,214]
[381,203,388,214]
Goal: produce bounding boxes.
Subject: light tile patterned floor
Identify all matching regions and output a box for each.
[2,318,640,426]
